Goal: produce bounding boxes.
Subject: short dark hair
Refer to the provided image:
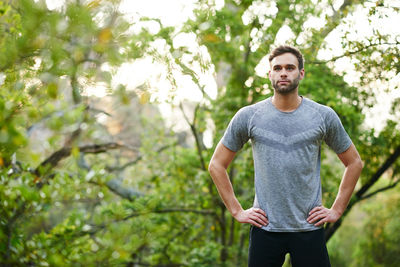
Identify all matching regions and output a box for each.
[268,45,304,70]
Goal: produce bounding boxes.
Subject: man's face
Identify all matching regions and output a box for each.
[268,53,305,95]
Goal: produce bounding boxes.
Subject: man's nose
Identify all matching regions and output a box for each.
[280,70,288,77]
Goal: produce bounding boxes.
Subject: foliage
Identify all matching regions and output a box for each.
[352,188,400,267]
[0,0,399,266]
[0,0,170,265]
[328,185,400,267]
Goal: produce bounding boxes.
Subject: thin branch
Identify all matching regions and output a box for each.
[104,179,143,200]
[89,208,216,233]
[4,203,28,262]
[236,231,246,265]
[144,15,213,102]
[307,0,366,57]
[36,143,123,171]
[34,142,129,188]
[179,102,207,170]
[325,145,400,241]
[198,84,213,103]
[355,145,400,199]
[320,0,355,38]
[106,144,173,172]
[0,52,40,72]
[27,105,88,136]
[63,127,82,148]
[175,60,213,102]
[88,107,112,117]
[123,208,217,218]
[244,19,257,64]
[129,243,148,266]
[77,152,145,201]
[192,104,207,170]
[310,42,400,64]
[178,102,192,127]
[161,225,190,263]
[128,261,187,267]
[360,179,400,200]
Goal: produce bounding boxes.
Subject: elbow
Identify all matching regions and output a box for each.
[208,160,216,176]
[208,159,223,180]
[355,157,364,172]
[345,156,363,174]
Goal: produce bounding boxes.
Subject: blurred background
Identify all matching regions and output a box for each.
[0,0,399,266]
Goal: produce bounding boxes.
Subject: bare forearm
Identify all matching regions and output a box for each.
[308,145,363,226]
[331,160,363,215]
[208,143,268,227]
[208,163,243,216]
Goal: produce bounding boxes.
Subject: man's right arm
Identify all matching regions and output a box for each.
[208,141,268,228]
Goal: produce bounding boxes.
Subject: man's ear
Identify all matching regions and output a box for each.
[299,68,305,80]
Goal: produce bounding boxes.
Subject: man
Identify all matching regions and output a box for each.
[208,45,363,267]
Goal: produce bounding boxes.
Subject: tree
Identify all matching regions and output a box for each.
[1,0,399,266]
[0,0,172,265]
[150,0,400,264]
[351,186,400,267]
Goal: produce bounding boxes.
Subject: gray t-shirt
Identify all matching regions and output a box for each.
[221,97,352,232]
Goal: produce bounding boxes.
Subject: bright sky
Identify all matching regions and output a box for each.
[116,0,399,132]
[45,0,400,134]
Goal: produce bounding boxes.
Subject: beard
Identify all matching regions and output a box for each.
[272,74,300,95]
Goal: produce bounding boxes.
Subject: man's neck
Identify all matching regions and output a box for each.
[271,91,302,112]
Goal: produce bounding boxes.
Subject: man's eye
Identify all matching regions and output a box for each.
[274,67,281,70]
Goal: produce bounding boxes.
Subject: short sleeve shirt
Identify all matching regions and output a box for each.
[221,97,352,232]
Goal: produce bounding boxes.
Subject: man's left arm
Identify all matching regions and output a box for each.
[307,143,363,226]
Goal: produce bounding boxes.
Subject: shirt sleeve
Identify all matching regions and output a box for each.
[323,107,352,154]
[221,107,251,152]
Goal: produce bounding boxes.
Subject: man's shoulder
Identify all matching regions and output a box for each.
[302,97,335,116]
[236,99,268,116]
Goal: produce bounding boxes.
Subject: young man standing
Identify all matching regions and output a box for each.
[208,45,363,267]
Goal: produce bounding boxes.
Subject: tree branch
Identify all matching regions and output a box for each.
[325,144,400,241]
[310,42,400,64]
[175,60,213,102]
[360,179,400,200]
[123,208,217,218]
[105,144,172,172]
[308,0,366,57]
[26,105,88,136]
[128,261,187,267]
[355,145,400,199]
[88,106,112,117]
[89,208,216,234]
[4,202,28,264]
[320,0,355,38]
[104,179,143,200]
[244,19,257,64]
[179,102,207,170]
[36,143,124,171]
[161,225,190,263]
[34,142,130,188]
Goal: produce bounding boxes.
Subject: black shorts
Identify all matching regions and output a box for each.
[248,226,331,267]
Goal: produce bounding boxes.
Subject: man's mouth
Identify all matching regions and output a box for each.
[278,80,290,84]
